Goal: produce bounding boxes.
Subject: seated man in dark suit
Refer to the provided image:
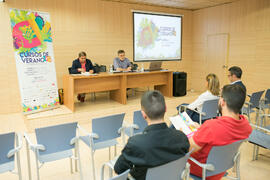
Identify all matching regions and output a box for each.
[71,51,94,102]
[228,66,246,92]
[114,90,190,180]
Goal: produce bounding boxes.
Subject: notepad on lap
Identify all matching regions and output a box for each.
[170,112,197,138]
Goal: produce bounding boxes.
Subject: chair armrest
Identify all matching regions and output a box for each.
[7,133,23,158]
[191,109,206,116]
[118,126,125,134]
[181,162,190,179]
[245,102,253,106]
[250,123,270,133]
[247,94,251,98]
[77,125,99,139]
[177,104,188,111]
[70,137,80,145]
[189,157,215,171]
[101,156,121,180]
[119,124,139,134]
[102,155,120,169]
[260,114,270,117]
[233,151,240,162]
[24,132,45,152]
[260,98,266,102]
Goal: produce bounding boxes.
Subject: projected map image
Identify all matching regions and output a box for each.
[134,13,182,61]
[137,19,159,49]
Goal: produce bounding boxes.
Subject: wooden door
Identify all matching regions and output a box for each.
[206,34,229,86]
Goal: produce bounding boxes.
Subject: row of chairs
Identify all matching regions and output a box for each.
[0,111,148,180]
[245,89,270,161]
[1,90,269,180]
[176,89,270,126]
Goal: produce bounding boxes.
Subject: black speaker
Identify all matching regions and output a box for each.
[173,72,187,97]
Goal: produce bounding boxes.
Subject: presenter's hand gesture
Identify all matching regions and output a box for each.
[78,68,85,72]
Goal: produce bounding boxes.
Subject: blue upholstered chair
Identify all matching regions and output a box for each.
[24,122,82,180]
[146,153,191,180]
[189,140,245,180]
[242,90,264,122]
[79,113,125,180]
[0,132,22,180]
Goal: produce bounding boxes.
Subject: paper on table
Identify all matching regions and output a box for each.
[170,112,197,138]
[81,72,98,76]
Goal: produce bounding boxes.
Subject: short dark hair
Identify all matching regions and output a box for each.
[78,51,87,57]
[221,84,246,114]
[141,90,166,120]
[117,50,125,54]
[228,66,242,78]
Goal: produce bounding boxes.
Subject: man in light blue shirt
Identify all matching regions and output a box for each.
[113,50,131,71]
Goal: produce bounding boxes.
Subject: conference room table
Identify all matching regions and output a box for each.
[63,70,173,112]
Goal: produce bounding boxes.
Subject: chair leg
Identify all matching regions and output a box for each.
[255,110,259,125]
[26,142,32,180]
[114,145,117,157]
[235,153,241,180]
[17,152,22,180]
[199,114,202,125]
[35,150,40,180]
[132,89,135,96]
[100,164,105,180]
[75,147,78,172]
[76,140,83,180]
[202,168,206,180]
[91,150,96,180]
[255,145,259,160]
[109,147,111,160]
[70,157,73,174]
[109,168,113,178]
[122,133,126,145]
[252,144,256,161]
[16,135,22,180]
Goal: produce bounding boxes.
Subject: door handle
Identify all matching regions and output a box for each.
[222,65,228,69]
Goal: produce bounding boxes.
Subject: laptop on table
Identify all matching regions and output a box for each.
[145,61,162,71]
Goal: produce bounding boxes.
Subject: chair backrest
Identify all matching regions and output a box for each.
[92,113,125,144]
[146,153,190,180]
[250,90,265,109]
[201,99,219,120]
[265,89,270,104]
[205,140,244,177]
[133,110,148,135]
[109,169,130,180]
[68,67,72,74]
[0,132,15,165]
[35,122,78,156]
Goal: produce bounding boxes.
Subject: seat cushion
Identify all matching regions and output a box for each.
[248,130,270,149]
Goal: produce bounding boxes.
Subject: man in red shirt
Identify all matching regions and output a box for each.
[189,84,252,180]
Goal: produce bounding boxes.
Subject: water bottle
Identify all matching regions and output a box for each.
[109,64,113,73]
[141,63,144,72]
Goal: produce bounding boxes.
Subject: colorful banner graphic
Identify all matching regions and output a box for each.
[10,9,59,113]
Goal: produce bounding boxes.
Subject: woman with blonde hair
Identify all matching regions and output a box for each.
[176,73,220,124]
